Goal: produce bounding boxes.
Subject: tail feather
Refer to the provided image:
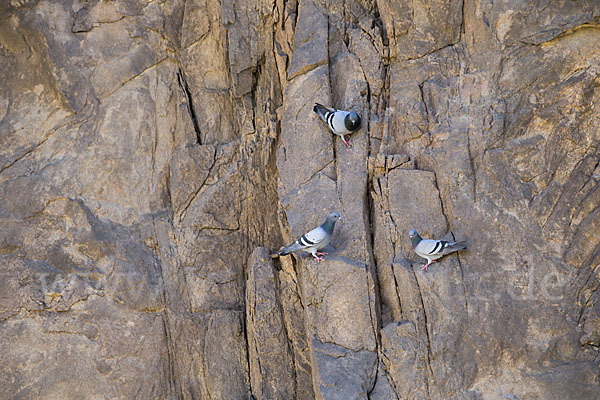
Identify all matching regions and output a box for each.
[453,241,467,249]
[313,103,331,122]
[275,241,305,257]
[271,248,290,258]
[443,241,467,255]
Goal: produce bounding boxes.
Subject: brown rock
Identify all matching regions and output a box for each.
[300,258,378,399]
[246,248,295,399]
[380,321,428,399]
[1,0,599,399]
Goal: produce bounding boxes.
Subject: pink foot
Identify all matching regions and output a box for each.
[342,136,351,147]
[421,260,436,271]
[316,252,328,256]
[313,255,325,262]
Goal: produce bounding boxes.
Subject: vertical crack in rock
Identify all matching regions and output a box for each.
[391,263,404,318]
[177,68,202,144]
[455,253,469,315]
[272,261,300,398]
[466,128,477,202]
[151,218,184,399]
[160,310,181,398]
[243,294,254,399]
[418,80,430,129]
[431,171,450,232]
[342,22,381,354]
[165,168,173,214]
[459,0,466,41]
[412,269,434,398]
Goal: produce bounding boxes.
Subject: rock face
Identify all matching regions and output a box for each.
[1,0,599,398]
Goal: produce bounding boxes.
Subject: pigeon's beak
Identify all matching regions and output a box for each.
[339,216,344,224]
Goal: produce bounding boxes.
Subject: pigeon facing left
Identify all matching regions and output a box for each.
[409,229,467,271]
[313,103,361,147]
[272,212,341,261]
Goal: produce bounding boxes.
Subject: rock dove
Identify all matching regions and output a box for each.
[272,212,341,261]
[409,229,467,271]
[313,103,361,147]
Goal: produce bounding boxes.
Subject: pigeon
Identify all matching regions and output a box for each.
[272,212,341,261]
[313,103,361,147]
[409,229,467,271]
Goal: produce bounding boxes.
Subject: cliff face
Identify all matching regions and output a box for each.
[1,0,599,399]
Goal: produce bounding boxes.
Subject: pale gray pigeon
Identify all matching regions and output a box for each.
[272,212,341,261]
[313,103,361,147]
[409,229,467,271]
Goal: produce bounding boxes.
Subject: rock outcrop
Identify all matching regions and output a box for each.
[1,0,599,399]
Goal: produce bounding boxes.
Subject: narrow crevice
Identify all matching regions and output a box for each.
[290,256,305,311]
[151,218,183,399]
[364,5,391,365]
[367,364,379,399]
[271,259,299,398]
[431,171,451,232]
[379,352,402,395]
[165,168,174,216]
[177,68,202,144]
[412,270,434,398]
[418,81,430,127]
[364,176,381,345]
[466,131,477,202]
[321,11,346,210]
[381,178,399,263]
[325,14,343,207]
[390,263,404,318]
[455,253,469,316]
[459,0,466,42]
[243,268,255,400]
[249,57,264,135]
[161,311,182,399]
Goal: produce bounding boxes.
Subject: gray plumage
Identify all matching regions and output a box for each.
[313,103,361,147]
[272,212,341,261]
[409,229,467,271]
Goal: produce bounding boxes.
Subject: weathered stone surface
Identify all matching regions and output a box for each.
[246,248,295,400]
[368,361,399,400]
[277,256,315,399]
[287,0,328,80]
[380,321,428,399]
[376,0,463,60]
[301,258,378,399]
[0,296,169,400]
[1,0,600,399]
[376,2,600,398]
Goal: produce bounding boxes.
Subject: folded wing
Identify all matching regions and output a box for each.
[415,239,467,258]
[279,226,327,255]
